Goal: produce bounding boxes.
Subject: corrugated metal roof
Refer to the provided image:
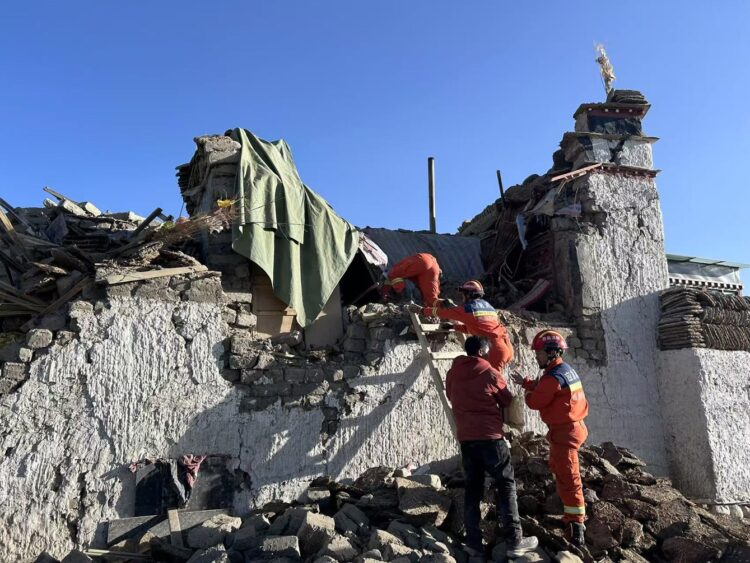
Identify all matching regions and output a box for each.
[666,254,750,269]
[361,227,484,282]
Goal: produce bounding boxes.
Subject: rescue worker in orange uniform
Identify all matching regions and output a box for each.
[511,330,589,546]
[380,253,444,307]
[416,280,514,371]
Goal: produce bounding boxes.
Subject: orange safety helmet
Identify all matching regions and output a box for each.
[460,280,484,297]
[531,330,568,351]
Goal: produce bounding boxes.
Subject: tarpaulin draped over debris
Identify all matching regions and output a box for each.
[229,128,360,327]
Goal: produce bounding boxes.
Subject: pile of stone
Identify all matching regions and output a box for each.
[658,287,750,351]
[48,433,749,563]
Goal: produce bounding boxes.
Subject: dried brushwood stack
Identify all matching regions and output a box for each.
[658,287,750,351]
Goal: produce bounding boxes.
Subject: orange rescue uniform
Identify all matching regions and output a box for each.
[522,357,589,523]
[383,253,442,306]
[422,298,514,371]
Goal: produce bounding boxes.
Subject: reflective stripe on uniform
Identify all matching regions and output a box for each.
[472,311,497,317]
[563,505,586,515]
[388,277,404,285]
[568,381,583,392]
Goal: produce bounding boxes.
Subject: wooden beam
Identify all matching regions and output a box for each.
[167,509,184,547]
[84,549,150,560]
[129,207,163,239]
[20,277,92,331]
[0,290,45,311]
[496,170,505,205]
[549,162,604,183]
[99,265,206,286]
[430,350,463,361]
[0,280,47,306]
[43,185,77,203]
[0,197,33,230]
[0,206,29,258]
[0,248,26,273]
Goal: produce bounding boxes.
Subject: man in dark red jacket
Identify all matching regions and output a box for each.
[446,336,538,558]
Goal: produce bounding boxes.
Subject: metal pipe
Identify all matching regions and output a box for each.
[428,157,436,233]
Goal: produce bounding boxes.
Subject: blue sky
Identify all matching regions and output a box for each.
[1,1,748,281]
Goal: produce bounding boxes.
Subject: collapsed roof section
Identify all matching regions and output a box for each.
[456,89,660,312]
[176,130,486,327]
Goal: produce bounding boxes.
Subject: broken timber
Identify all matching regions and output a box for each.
[99,265,207,286]
[409,312,458,438]
[167,509,184,547]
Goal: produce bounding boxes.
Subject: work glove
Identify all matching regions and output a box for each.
[510,371,526,386]
[404,303,423,314]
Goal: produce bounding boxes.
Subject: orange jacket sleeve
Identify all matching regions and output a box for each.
[523,375,560,411]
[422,305,469,323]
[488,366,514,408]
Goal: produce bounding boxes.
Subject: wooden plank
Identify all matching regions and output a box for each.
[0,280,47,306]
[85,549,151,560]
[50,247,90,273]
[0,197,33,230]
[0,206,29,259]
[17,232,58,248]
[0,248,26,272]
[0,290,45,311]
[549,162,603,183]
[167,509,183,547]
[129,207,163,239]
[430,351,463,361]
[43,185,78,203]
[99,265,206,286]
[20,277,92,331]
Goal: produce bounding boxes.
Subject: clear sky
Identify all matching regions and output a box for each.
[1,1,748,281]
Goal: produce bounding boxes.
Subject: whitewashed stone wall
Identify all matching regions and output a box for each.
[658,348,750,503]
[0,294,455,561]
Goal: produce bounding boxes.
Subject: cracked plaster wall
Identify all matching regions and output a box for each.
[553,171,670,474]
[658,348,750,503]
[0,293,455,562]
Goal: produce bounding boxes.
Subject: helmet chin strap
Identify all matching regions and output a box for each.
[545,349,562,364]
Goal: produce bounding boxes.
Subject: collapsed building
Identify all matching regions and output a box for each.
[0,89,748,562]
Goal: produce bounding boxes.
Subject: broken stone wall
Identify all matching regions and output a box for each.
[550,169,670,474]
[458,93,671,474]
[0,276,459,561]
[658,348,750,504]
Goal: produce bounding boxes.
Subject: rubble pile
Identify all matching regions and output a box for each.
[50,433,749,563]
[0,190,233,338]
[0,190,240,398]
[658,287,750,351]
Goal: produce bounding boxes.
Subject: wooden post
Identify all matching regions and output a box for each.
[496,170,505,204]
[427,157,436,233]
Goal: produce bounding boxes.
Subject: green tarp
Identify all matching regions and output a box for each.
[229,128,360,327]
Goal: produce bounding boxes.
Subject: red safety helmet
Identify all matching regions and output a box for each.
[460,280,484,297]
[531,330,568,351]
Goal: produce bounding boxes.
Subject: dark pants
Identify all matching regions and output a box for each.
[461,439,521,549]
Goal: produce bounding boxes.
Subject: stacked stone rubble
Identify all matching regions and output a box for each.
[50,433,749,563]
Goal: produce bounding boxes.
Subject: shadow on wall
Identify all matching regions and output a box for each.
[574,290,668,475]
[162,348,455,515]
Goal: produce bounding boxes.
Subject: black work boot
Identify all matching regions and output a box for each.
[569,522,586,546]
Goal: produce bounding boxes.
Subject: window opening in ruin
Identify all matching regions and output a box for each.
[339,252,380,307]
